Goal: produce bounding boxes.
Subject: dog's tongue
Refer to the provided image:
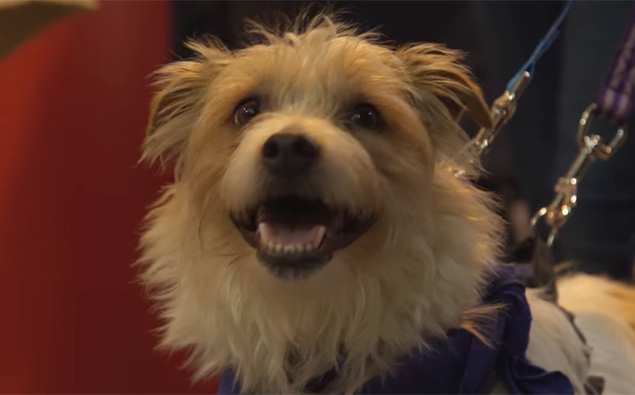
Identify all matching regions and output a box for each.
[258,222,325,247]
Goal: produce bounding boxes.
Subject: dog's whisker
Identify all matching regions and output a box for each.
[197,188,216,251]
[226,253,249,268]
[214,251,244,258]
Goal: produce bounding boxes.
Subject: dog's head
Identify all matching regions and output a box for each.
[144,16,491,279]
[140,14,500,393]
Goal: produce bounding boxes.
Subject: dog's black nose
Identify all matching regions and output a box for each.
[262,134,320,175]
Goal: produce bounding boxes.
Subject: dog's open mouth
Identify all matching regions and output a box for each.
[231,196,374,278]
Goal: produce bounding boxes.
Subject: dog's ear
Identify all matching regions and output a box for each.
[396,44,492,129]
[142,40,229,169]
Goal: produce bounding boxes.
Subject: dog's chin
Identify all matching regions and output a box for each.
[230,195,375,279]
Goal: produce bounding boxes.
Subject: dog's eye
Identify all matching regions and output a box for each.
[349,104,379,130]
[234,98,260,125]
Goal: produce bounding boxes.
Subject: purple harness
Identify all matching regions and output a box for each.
[218,265,574,395]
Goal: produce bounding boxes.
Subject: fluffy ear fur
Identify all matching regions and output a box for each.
[396,44,492,130]
[142,40,230,171]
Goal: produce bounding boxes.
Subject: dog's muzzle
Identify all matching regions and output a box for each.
[230,132,375,279]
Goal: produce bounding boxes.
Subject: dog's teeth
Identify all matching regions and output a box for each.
[258,223,270,244]
[313,226,326,248]
[259,224,324,254]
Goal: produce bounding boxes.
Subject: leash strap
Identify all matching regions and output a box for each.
[462,0,574,168]
[595,4,635,126]
[506,0,574,92]
[530,6,635,249]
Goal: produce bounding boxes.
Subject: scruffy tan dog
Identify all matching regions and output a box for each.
[138,14,635,395]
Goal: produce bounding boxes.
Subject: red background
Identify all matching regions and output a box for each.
[0,1,215,393]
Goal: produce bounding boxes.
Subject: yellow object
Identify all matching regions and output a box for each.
[0,0,97,58]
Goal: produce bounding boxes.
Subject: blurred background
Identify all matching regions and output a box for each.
[1,1,633,393]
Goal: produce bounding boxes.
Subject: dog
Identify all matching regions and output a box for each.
[138,13,635,394]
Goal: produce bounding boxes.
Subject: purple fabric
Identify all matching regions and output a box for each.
[218,265,574,394]
[596,4,635,125]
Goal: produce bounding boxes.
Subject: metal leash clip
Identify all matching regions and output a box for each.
[530,103,628,247]
[470,71,532,158]
[454,0,573,177]
[454,72,532,177]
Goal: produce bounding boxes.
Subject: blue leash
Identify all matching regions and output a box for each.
[506,0,574,91]
[465,0,576,163]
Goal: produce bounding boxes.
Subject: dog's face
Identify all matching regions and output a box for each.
[144,20,491,280]
[216,34,432,279]
[140,16,499,393]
